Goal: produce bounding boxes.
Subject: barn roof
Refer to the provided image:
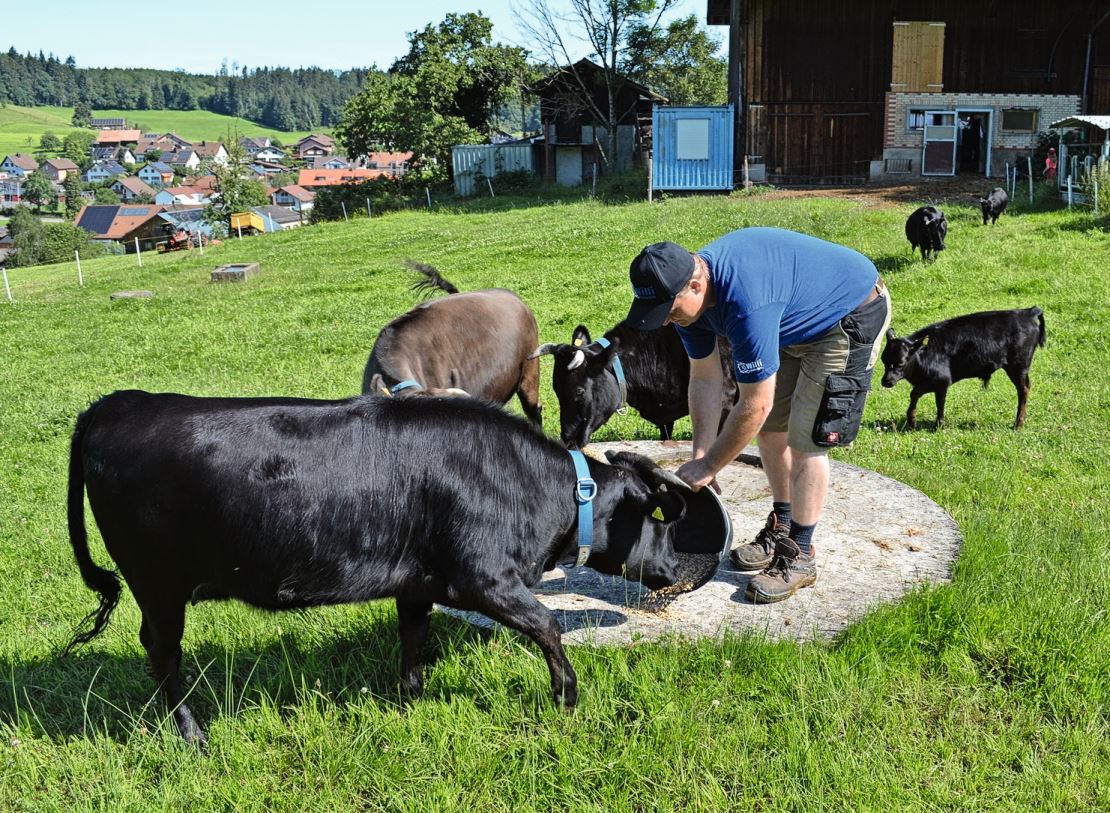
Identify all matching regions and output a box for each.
[1049,115,1110,132]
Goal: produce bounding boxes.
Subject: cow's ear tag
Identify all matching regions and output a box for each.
[652,506,665,521]
[574,337,585,347]
[921,336,930,347]
[379,386,392,397]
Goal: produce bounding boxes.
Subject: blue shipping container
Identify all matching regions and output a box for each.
[652,105,734,191]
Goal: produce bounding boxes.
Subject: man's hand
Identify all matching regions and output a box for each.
[675,457,722,494]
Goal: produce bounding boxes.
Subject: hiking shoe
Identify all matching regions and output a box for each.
[745,538,817,604]
[729,511,789,571]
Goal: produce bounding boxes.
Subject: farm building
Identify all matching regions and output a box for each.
[529,59,667,186]
[707,0,1110,183]
[74,204,167,252]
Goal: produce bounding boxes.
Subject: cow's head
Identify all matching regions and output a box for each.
[367,372,470,399]
[531,325,622,449]
[587,451,687,589]
[881,328,928,388]
[930,214,948,250]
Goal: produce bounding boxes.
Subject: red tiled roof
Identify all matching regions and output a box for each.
[296,168,389,188]
[277,184,315,201]
[5,154,39,171]
[96,129,142,144]
[44,158,80,171]
[75,204,164,240]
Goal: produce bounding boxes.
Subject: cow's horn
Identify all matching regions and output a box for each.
[650,466,694,493]
[567,350,586,370]
[529,343,560,359]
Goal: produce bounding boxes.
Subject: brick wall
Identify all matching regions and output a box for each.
[875,92,1080,178]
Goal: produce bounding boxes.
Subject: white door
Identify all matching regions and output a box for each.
[555,147,583,186]
[922,110,957,176]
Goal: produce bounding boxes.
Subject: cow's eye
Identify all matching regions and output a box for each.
[575,387,586,401]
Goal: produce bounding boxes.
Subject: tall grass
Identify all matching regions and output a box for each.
[0,193,1107,811]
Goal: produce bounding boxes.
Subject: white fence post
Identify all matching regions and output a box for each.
[1067,176,1073,209]
[341,201,348,222]
[366,197,372,217]
[425,187,432,209]
[648,153,654,203]
[1027,157,1033,204]
[75,250,83,286]
[2,267,11,303]
[135,237,142,266]
[1095,176,1100,217]
[487,177,495,198]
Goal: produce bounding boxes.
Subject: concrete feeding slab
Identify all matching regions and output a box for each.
[442,440,962,644]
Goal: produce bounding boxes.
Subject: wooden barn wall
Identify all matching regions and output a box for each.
[735,0,1110,180]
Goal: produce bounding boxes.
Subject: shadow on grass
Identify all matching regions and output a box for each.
[873,253,923,276]
[0,610,497,743]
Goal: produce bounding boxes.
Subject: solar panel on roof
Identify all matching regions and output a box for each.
[119,207,151,216]
[78,206,118,236]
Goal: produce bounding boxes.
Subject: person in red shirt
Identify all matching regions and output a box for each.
[1043,147,1058,180]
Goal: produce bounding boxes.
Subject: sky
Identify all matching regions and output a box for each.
[4,0,710,75]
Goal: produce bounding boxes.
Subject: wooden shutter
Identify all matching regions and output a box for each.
[891,21,945,93]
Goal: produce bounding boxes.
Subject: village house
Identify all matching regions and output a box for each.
[83,160,128,183]
[91,146,137,165]
[1,154,40,177]
[254,145,287,163]
[293,134,336,160]
[240,136,271,155]
[111,177,156,202]
[1,177,23,207]
[705,0,1110,183]
[89,117,128,130]
[154,186,210,206]
[138,161,175,187]
[41,158,80,182]
[0,226,12,264]
[364,151,412,178]
[161,149,201,171]
[95,129,142,147]
[192,141,229,166]
[74,203,167,251]
[271,183,315,213]
[310,155,350,170]
[135,133,191,159]
[295,167,386,188]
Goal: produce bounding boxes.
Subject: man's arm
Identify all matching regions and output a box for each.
[688,352,724,460]
[677,375,776,491]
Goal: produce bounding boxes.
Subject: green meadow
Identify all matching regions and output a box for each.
[0,192,1108,811]
[0,105,316,158]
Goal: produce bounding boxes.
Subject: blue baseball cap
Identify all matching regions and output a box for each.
[624,241,695,330]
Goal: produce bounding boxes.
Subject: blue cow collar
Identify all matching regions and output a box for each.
[592,337,628,414]
[567,449,597,567]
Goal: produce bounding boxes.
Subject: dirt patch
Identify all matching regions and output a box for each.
[751,177,998,209]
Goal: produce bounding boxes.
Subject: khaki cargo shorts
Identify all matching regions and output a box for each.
[763,285,892,454]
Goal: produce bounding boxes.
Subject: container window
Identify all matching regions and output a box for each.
[1001,109,1037,131]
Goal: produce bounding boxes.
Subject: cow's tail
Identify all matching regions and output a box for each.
[63,402,121,655]
[407,260,460,298]
[1033,307,1046,348]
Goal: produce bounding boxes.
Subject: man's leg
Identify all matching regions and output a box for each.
[757,429,792,501]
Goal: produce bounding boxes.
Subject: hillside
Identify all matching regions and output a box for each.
[0,105,323,158]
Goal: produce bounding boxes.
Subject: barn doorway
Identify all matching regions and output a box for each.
[956,109,992,175]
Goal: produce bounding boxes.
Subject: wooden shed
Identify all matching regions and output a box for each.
[707,0,1110,183]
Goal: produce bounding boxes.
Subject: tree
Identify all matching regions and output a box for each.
[62,130,97,169]
[22,172,56,213]
[205,132,271,223]
[63,172,84,220]
[7,206,45,266]
[621,14,727,105]
[516,0,680,169]
[93,186,121,205]
[336,13,529,181]
[72,100,91,128]
[39,131,62,153]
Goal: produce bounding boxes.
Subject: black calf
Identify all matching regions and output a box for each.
[904,205,948,262]
[979,187,1009,225]
[881,307,1046,429]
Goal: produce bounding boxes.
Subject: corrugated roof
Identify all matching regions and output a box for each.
[1049,115,1110,132]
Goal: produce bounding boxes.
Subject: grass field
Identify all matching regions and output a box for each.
[0,191,1108,811]
[0,105,317,159]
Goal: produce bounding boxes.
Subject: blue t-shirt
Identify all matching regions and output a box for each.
[676,227,877,383]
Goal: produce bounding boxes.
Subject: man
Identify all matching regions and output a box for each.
[624,227,891,603]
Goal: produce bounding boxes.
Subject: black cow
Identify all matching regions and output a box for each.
[904,205,948,261]
[881,307,1046,429]
[978,187,1009,225]
[362,263,542,426]
[531,323,737,449]
[65,390,688,745]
